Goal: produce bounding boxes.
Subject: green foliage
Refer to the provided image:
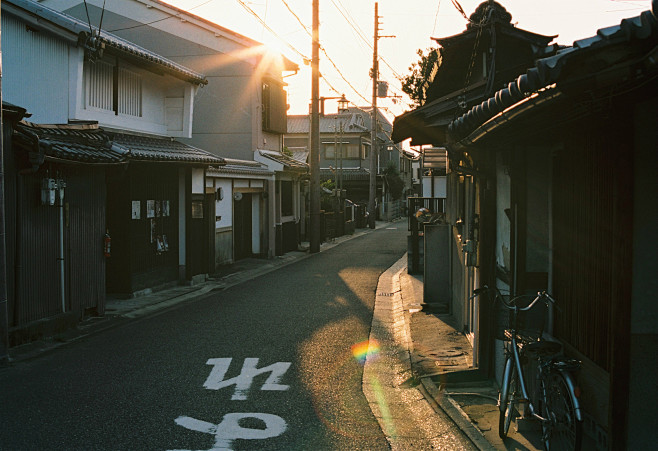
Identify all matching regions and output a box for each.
[401,47,440,108]
[383,162,405,200]
[282,146,293,157]
[321,179,336,211]
[321,179,336,191]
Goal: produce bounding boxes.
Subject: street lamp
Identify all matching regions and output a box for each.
[338,94,349,112]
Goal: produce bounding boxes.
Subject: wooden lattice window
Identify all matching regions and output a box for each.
[86,59,142,117]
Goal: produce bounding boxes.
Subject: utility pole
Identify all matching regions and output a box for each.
[368,3,394,228]
[368,2,379,229]
[0,4,9,364]
[309,0,321,253]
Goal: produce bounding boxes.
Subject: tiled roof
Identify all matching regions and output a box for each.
[5,0,207,85]
[207,158,272,177]
[447,7,658,141]
[12,122,224,166]
[258,149,308,172]
[288,109,373,134]
[291,150,309,164]
[109,133,224,165]
[13,121,128,164]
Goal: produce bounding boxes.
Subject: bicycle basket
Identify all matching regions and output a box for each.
[495,295,548,343]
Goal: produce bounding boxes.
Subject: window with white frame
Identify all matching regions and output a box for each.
[85,59,142,117]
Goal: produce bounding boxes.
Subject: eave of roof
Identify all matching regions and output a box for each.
[257,149,309,172]
[13,121,128,165]
[434,23,556,48]
[393,6,658,147]
[207,158,273,177]
[448,7,658,143]
[109,133,224,165]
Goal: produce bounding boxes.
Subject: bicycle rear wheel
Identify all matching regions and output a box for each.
[541,371,582,450]
[499,363,518,439]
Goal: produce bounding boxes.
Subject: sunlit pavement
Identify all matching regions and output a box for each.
[6,218,526,450]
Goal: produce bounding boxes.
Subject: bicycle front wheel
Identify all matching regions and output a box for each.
[499,362,518,439]
[541,371,582,451]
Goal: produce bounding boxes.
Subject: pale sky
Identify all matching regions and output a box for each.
[164,0,651,120]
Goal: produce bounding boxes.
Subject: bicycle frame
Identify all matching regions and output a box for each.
[487,288,584,449]
[500,332,545,421]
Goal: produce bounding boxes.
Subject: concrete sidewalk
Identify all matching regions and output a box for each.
[396,268,544,451]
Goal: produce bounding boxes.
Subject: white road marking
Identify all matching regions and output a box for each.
[170,413,287,451]
[203,358,291,401]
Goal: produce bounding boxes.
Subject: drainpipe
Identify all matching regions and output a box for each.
[57,178,66,312]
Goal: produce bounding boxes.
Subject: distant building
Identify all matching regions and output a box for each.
[286,104,409,221]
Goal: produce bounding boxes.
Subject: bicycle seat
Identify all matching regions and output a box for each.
[524,340,562,357]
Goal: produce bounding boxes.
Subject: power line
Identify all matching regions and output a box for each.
[320,47,370,104]
[108,0,215,32]
[329,0,403,82]
[235,0,310,60]
[276,0,369,104]
[432,0,443,36]
[280,0,312,37]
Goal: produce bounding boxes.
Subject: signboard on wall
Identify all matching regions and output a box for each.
[192,201,204,219]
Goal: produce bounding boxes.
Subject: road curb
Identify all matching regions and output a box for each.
[365,255,485,449]
[419,376,497,451]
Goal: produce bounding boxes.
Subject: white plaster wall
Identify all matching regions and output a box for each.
[214,179,233,229]
[43,0,275,159]
[191,169,205,194]
[3,12,195,136]
[74,61,192,136]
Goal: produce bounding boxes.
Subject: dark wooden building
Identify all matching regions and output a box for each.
[105,133,224,296]
[7,120,127,344]
[392,1,658,448]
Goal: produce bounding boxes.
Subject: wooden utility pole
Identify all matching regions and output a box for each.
[368,2,379,229]
[309,0,321,252]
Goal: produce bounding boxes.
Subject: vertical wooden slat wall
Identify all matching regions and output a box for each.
[552,125,633,372]
[18,174,61,324]
[67,168,107,317]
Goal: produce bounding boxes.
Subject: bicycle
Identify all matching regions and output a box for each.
[474,287,583,450]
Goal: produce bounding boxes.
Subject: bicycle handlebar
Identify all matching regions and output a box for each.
[473,286,556,312]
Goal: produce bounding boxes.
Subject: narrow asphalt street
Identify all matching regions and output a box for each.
[0,222,472,450]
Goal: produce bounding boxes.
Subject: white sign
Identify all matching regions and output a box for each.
[132,201,141,219]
